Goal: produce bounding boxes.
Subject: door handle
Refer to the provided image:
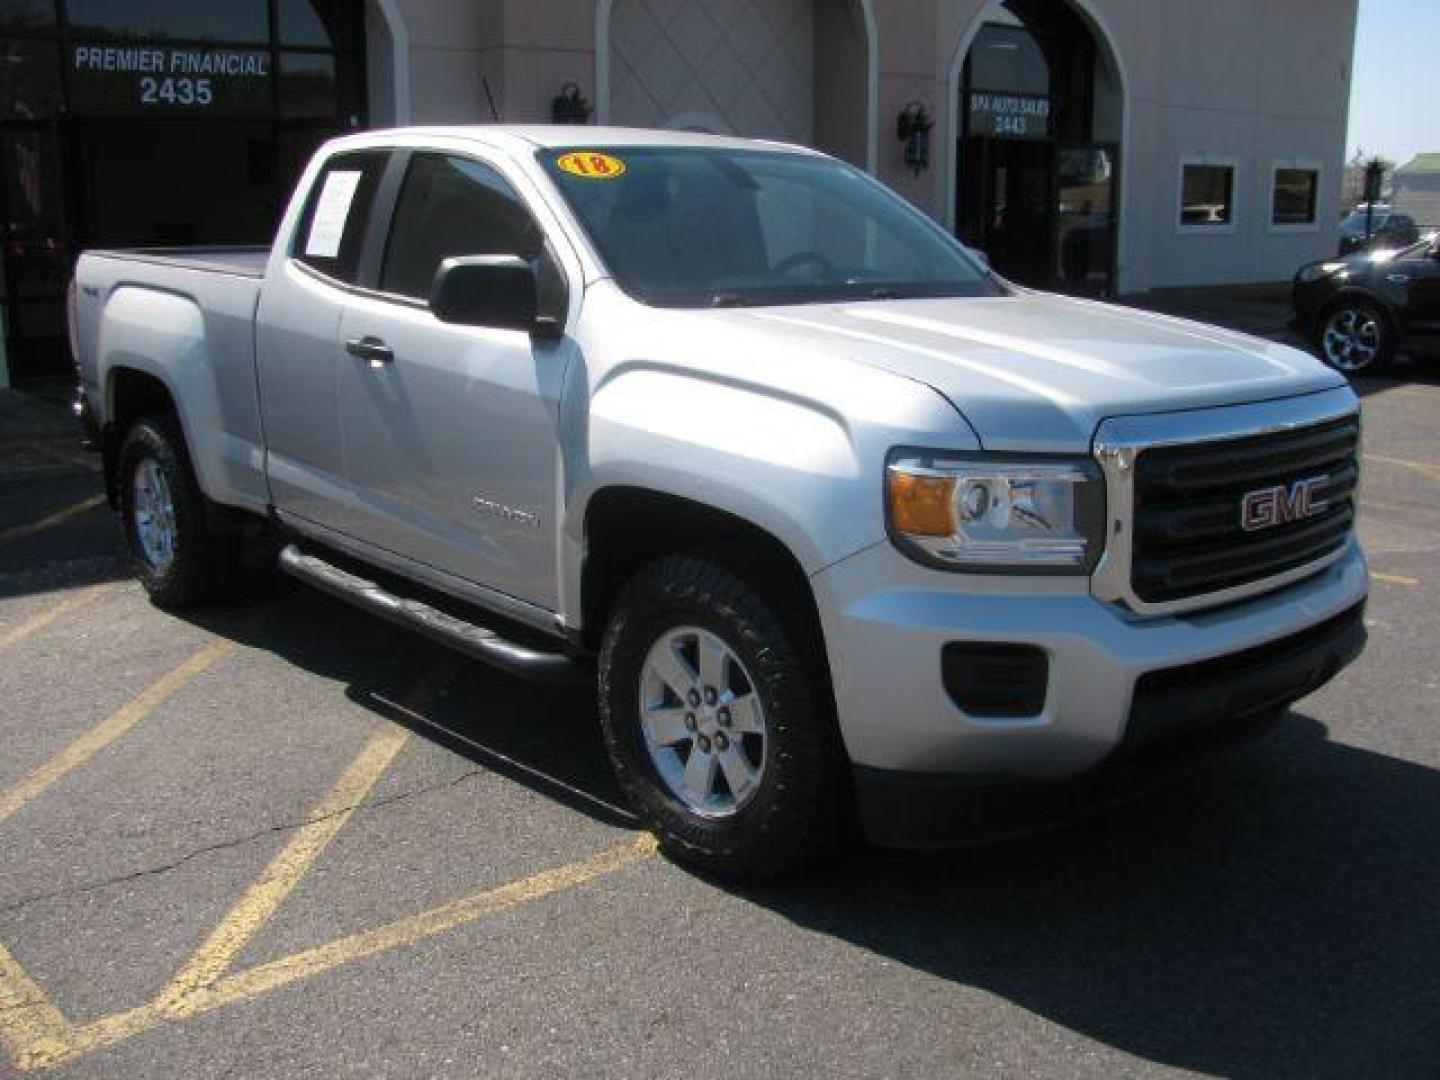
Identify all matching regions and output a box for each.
[345,336,394,366]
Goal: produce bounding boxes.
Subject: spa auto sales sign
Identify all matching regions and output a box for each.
[68,44,272,114]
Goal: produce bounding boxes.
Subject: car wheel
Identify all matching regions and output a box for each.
[117,416,239,609]
[598,553,850,879]
[1317,300,1393,375]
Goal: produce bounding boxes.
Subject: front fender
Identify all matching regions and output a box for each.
[558,358,975,624]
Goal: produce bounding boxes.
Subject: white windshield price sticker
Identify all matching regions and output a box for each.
[304,170,363,258]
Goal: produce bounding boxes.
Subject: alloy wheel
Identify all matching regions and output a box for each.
[638,626,768,818]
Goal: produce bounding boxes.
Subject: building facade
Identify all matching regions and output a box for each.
[0,0,1358,386]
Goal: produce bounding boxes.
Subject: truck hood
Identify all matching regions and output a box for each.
[711,292,1346,452]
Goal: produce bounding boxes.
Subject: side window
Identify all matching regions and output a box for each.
[380,153,563,313]
[292,150,389,284]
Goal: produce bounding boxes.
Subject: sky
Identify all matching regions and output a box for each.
[1346,0,1440,165]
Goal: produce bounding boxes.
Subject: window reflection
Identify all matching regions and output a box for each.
[0,37,59,117]
[64,0,268,44]
[0,0,53,35]
[280,51,337,117]
[1181,164,1235,226]
[1273,168,1319,226]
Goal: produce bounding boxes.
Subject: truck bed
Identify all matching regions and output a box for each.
[83,246,269,278]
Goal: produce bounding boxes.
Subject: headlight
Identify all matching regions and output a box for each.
[886,452,1105,573]
[1297,262,1348,284]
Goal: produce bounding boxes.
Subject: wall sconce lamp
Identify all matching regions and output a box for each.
[896,101,934,176]
[551,82,592,125]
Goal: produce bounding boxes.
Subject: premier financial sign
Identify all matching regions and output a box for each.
[69,44,272,114]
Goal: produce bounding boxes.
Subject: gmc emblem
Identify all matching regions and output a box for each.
[1240,476,1330,532]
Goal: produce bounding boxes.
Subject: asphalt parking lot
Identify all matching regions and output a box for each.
[1,363,1438,1078]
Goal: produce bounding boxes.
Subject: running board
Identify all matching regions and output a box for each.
[278,544,586,685]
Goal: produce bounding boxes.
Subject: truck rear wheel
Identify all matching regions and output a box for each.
[598,554,850,879]
[117,417,238,609]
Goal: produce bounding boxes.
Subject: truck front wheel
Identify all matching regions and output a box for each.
[117,417,238,609]
[598,554,850,878]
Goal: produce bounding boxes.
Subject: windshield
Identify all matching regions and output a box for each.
[1340,210,1390,235]
[540,147,1001,308]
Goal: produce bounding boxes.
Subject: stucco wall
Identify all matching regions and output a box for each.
[374,0,1359,293]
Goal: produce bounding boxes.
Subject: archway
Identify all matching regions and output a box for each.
[595,0,877,171]
[944,0,1127,294]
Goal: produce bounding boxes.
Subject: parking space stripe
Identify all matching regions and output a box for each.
[157,724,413,1009]
[0,641,234,828]
[1370,571,1419,586]
[0,584,114,650]
[0,494,106,545]
[154,659,459,1009]
[1366,453,1440,481]
[180,834,658,1016]
[44,835,658,1070]
[0,943,75,1072]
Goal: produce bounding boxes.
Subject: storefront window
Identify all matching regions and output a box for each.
[280,51,337,117]
[279,0,357,50]
[64,0,269,44]
[0,38,60,117]
[0,0,53,35]
[1180,162,1237,228]
[1272,167,1319,227]
[969,19,1049,97]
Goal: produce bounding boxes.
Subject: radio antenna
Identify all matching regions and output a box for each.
[481,76,500,122]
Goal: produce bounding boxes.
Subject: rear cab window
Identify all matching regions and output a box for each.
[291,149,389,284]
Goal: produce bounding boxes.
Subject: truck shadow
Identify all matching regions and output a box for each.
[731,714,1440,1078]
[183,583,1437,1078]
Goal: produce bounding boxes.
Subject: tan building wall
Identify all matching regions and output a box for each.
[369,0,1359,294]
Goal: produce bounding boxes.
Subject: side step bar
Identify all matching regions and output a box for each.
[278,544,587,686]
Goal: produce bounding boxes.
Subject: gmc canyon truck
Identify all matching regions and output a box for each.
[70,127,1368,877]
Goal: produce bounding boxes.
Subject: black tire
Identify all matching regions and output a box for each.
[117,416,239,609]
[598,553,851,879]
[1315,298,1394,375]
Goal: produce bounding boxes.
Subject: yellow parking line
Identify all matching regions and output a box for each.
[156,661,455,1009]
[156,725,412,1008]
[51,836,657,1069]
[0,943,75,1072]
[0,641,233,828]
[1370,571,1419,586]
[0,494,106,545]
[1366,454,1440,481]
[178,834,658,1016]
[0,584,114,650]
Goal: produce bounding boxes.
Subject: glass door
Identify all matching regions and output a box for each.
[1053,143,1117,296]
[960,136,1054,286]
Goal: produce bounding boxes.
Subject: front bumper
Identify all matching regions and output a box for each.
[811,540,1370,845]
[852,601,1365,848]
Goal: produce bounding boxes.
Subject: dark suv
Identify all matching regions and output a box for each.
[1337,206,1421,255]
[1294,235,1440,374]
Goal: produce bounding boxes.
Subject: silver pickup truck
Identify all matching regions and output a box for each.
[70,126,1368,877]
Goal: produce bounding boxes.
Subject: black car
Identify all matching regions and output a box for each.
[1293,234,1440,374]
[1337,206,1421,255]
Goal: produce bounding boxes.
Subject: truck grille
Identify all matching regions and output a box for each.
[1130,417,1359,604]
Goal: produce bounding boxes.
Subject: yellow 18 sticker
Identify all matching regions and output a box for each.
[556,151,627,179]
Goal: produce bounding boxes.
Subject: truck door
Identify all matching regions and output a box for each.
[334,151,570,612]
[255,149,390,532]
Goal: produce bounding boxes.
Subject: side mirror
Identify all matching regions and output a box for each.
[429,255,561,338]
